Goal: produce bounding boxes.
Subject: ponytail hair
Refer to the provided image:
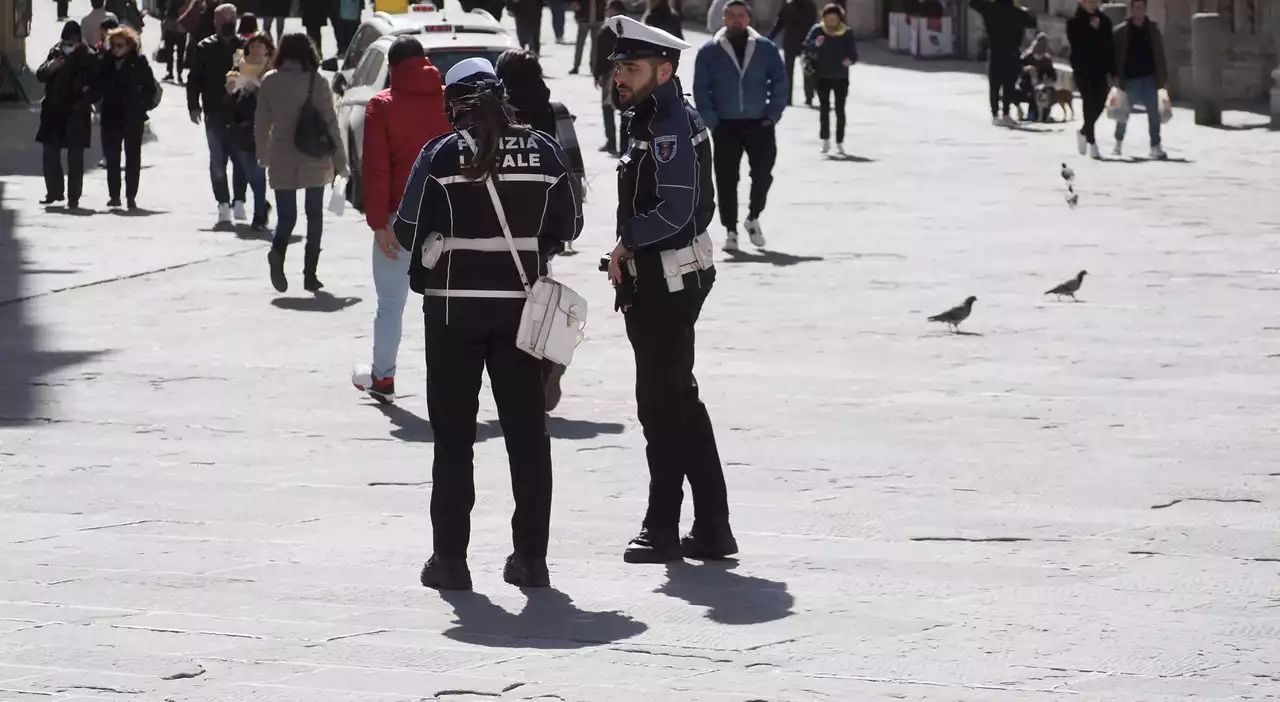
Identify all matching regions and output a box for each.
[450,80,529,181]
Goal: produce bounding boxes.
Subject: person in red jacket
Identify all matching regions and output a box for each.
[351,36,451,405]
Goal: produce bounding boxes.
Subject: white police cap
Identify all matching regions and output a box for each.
[445,57,496,86]
[606,15,691,61]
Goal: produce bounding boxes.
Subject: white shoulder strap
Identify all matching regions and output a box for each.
[457,129,532,297]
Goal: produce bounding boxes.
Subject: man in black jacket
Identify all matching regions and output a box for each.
[1067,0,1114,158]
[971,0,1036,125]
[186,3,248,225]
[769,0,817,106]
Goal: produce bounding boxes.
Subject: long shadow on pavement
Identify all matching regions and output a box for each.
[270,291,362,312]
[547,416,625,439]
[439,588,647,649]
[374,403,504,444]
[0,182,109,425]
[658,561,794,626]
[0,106,105,178]
[722,250,825,267]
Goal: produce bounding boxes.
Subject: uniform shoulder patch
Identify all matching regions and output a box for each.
[653,135,678,163]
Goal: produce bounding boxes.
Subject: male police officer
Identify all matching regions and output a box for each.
[606,16,738,564]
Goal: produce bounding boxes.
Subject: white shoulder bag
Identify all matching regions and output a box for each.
[481,171,588,367]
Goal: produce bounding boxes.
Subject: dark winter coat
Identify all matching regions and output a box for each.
[301,0,331,27]
[801,23,858,81]
[1066,5,1114,79]
[105,0,145,31]
[259,0,294,17]
[1020,51,1056,83]
[1113,18,1167,87]
[186,33,246,120]
[35,44,99,149]
[643,4,683,39]
[592,23,617,80]
[97,53,158,128]
[769,0,818,52]
[970,0,1036,60]
[227,83,261,153]
[500,75,586,206]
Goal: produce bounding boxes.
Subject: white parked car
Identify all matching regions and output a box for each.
[328,3,514,211]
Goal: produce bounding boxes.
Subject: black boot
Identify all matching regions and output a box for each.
[420,555,473,591]
[267,246,288,293]
[502,553,550,588]
[303,247,323,292]
[681,520,739,560]
[623,526,682,564]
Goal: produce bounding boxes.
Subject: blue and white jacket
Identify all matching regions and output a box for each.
[692,27,788,130]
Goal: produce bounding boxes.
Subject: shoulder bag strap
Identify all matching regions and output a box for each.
[457,129,533,297]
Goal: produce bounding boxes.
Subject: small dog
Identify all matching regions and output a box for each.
[1041,84,1075,122]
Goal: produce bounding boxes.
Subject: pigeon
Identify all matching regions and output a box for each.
[1066,185,1079,208]
[1046,270,1088,301]
[1061,162,1075,183]
[928,296,977,333]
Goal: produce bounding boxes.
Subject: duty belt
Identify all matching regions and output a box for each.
[628,232,715,292]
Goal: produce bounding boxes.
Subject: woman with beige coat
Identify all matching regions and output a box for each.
[255,32,348,294]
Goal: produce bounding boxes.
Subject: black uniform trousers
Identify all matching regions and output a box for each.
[42,143,85,204]
[712,120,776,230]
[102,122,144,202]
[1075,72,1109,144]
[424,302,553,561]
[988,54,1020,117]
[624,265,729,531]
[783,47,814,105]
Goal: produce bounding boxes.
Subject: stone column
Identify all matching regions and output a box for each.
[1101,3,1127,26]
[1192,12,1223,126]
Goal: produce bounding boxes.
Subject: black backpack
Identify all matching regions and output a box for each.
[294,72,336,160]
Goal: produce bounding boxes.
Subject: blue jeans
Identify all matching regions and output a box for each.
[272,187,324,252]
[204,121,247,205]
[370,237,411,379]
[230,146,269,221]
[549,0,566,39]
[1115,76,1161,147]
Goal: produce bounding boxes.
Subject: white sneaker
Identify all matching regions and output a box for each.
[1088,143,1101,160]
[722,232,739,253]
[1149,145,1167,160]
[1000,115,1018,127]
[1076,131,1088,155]
[821,139,830,154]
[217,202,233,224]
[835,143,847,157]
[232,200,247,221]
[744,218,766,248]
[1112,141,1123,157]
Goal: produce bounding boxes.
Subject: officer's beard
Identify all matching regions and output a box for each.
[618,74,660,108]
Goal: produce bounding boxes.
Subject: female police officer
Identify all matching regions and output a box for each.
[392,57,583,591]
[605,16,738,564]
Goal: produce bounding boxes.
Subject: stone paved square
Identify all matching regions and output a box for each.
[2,2,1279,700]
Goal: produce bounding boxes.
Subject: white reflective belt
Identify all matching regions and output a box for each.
[423,289,527,299]
[691,129,709,146]
[436,174,560,185]
[443,237,539,252]
[659,232,713,292]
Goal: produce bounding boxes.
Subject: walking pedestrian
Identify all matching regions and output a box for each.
[1067,0,1114,159]
[643,0,683,39]
[57,0,71,22]
[36,21,98,210]
[159,0,191,83]
[97,25,157,211]
[970,0,1036,126]
[332,0,363,57]
[769,0,817,106]
[225,32,275,231]
[1111,0,1167,160]
[256,32,348,293]
[802,4,857,154]
[568,0,603,74]
[592,0,625,154]
[605,16,736,564]
[350,36,450,405]
[548,0,567,43]
[693,0,786,253]
[392,57,583,591]
[188,3,251,225]
[81,0,112,44]
[301,0,329,54]
[494,48,586,410]
[259,0,290,42]
[508,0,544,56]
[105,0,145,32]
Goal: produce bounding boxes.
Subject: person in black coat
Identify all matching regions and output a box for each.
[301,0,331,54]
[97,25,158,210]
[36,21,99,209]
[259,0,292,41]
[643,0,683,39]
[591,0,624,153]
[769,0,817,106]
[507,0,544,56]
[1066,0,1114,157]
[970,0,1036,124]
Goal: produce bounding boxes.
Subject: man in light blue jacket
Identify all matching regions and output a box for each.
[694,0,788,253]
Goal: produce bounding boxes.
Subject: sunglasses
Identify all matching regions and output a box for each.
[110,43,129,50]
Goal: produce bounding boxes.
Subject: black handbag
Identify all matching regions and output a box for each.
[293,72,335,160]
